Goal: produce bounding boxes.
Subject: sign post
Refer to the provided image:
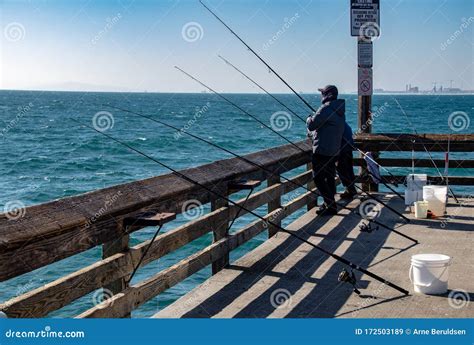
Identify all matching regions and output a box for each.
[351,0,380,191]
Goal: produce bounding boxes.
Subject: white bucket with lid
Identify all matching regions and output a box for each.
[423,185,447,217]
[409,254,451,295]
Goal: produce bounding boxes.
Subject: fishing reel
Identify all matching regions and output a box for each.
[338,268,361,295]
[359,222,379,233]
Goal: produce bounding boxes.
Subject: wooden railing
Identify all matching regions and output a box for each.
[1,133,473,318]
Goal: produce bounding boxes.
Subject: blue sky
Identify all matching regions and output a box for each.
[1,0,473,93]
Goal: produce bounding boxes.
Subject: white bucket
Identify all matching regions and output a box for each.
[409,254,451,295]
[423,186,448,217]
[414,201,429,219]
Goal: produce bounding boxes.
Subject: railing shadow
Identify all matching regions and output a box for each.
[179,195,410,318]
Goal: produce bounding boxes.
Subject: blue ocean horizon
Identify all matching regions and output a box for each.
[0,90,472,317]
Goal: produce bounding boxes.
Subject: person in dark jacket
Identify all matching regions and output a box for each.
[307,85,345,215]
[337,122,357,199]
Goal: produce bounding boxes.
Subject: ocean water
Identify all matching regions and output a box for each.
[0,90,472,317]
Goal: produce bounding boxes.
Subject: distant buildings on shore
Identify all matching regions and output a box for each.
[374,83,473,94]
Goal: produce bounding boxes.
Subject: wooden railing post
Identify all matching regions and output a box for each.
[102,223,130,317]
[267,175,281,238]
[211,187,229,275]
[306,162,317,211]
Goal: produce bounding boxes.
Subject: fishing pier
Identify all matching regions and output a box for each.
[1,133,473,318]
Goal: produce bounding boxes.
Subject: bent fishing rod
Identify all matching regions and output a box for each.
[105,103,417,243]
[392,97,459,203]
[217,55,305,123]
[176,66,409,223]
[72,119,410,296]
[217,55,403,199]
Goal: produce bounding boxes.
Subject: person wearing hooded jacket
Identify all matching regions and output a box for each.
[306,85,345,215]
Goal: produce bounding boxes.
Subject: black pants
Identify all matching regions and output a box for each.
[312,153,337,210]
[336,150,357,192]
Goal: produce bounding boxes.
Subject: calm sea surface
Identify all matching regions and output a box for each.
[0,90,472,317]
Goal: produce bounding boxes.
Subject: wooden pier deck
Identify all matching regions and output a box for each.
[154,194,474,318]
[1,133,473,318]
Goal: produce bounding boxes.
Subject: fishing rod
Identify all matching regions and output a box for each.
[217,55,305,122]
[199,0,316,112]
[174,66,308,156]
[105,104,417,243]
[72,119,410,296]
[176,66,410,222]
[392,97,459,203]
[199,0,408,204]
[217,58,403,198]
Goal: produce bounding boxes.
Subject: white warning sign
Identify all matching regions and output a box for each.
[358,68,373,96]
[358,40,373,68]
[351,0,380,37]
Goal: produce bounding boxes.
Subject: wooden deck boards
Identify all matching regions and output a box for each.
[153,194,473,318]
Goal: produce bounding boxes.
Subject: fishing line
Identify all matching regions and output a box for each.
[174,66,409,222]
[392,97,459,203]
[104,103,416,242]
[199,0,316,112]
[174,66,308,155]
[217,55,305,122]
[72,118,410,296]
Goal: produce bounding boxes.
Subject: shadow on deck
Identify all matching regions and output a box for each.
[154,194,473,318]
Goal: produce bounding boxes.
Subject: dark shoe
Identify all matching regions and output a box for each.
[340,189,357,200]
[316,204,338,216]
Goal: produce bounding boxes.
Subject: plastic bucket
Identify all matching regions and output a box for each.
[423,186,448,217]
[414,201,429,219]
[409,254,451,295]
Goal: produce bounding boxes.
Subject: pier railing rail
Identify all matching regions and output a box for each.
[1,133,473,318]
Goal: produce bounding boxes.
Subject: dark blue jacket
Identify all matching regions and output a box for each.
[340,122,354,152]
[306,99,345,156]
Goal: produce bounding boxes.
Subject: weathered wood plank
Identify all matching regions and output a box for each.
[353,158,474,169]
[77,188,314,318]
[0,142,312,282]
[354,133,474,152]
[0,171,313,317]
[357,175,474,185]
[267,175,281,238]
[211,186,229,275]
